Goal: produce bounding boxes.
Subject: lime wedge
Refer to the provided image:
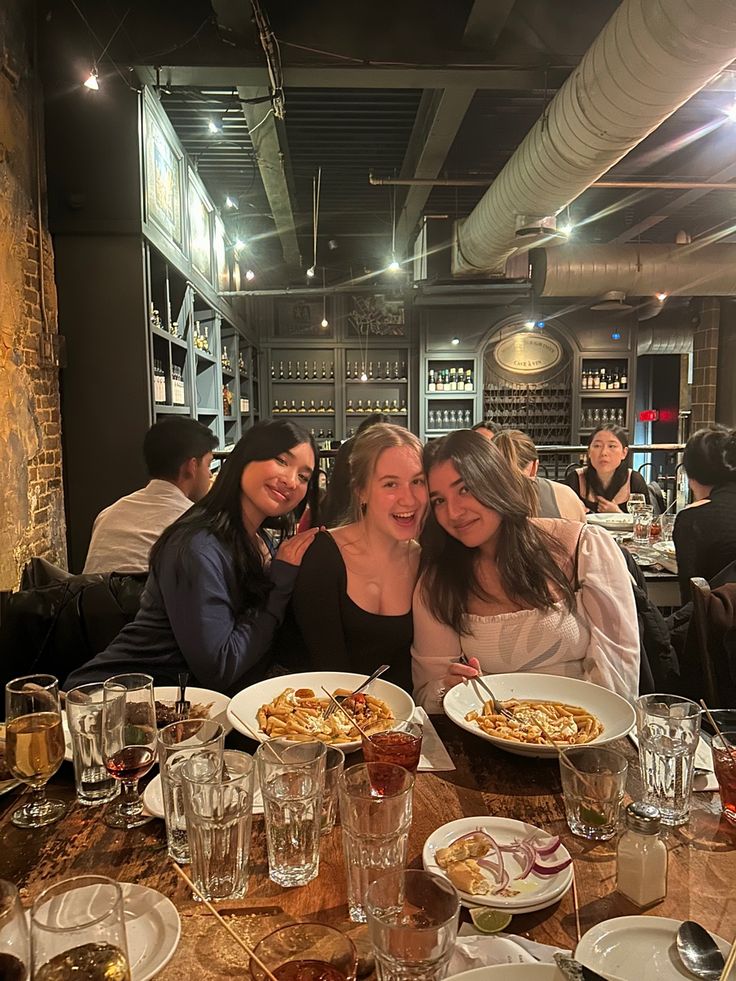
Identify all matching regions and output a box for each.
[579,804,607,827]
[469,908,513,934]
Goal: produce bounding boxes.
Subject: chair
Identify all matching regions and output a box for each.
[689,578,719,706]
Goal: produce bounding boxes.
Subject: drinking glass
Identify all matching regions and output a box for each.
[366,869,460,981]
[633,511,653,545]
[256,739,326,887]
[660,513,676,542]
[628,494,646,510]
[559,747,628,840]
[181,749,254,900]
[711,729,736,825]
[102,674,157,829]
[157,718,224,863]
[31,875,130,981]
[339,763,414,923]
[0,881,30,981]
[636,694,702,826]
[66,684,120,807]
[362,722,423,774]
[250,923,358,981]
[321,746,345,836]
[5,674,66,828]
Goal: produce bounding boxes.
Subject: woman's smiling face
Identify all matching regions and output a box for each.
[428,459,502,549]
[360,445,428,540]
[240,441,315,526]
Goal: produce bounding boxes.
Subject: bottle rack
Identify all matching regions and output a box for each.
[484,379,572,444]
[344,348,409,432]
[577,356,632,438]
[269,348,336,428]
[421,355,480,438]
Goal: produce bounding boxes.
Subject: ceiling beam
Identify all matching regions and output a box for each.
[464,0,518,50]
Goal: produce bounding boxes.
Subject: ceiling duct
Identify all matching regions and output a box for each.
[452,0,736,278]
[590,290,633,311]
[531,243,736,296]
[637,322,694,355]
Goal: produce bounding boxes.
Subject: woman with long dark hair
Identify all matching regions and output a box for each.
[411,430,639,710]
[66,420,321,693]
[565,424,650,513]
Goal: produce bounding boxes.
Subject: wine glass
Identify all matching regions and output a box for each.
[5,674,66,828]
[102,674,156,829]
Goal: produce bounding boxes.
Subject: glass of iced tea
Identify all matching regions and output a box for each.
[712,729,736,825]
[249,923,357,981]
[5,674,67,828]
[362,721,423,774]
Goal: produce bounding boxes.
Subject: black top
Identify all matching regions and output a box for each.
[564,467,650,514]
[673,483,736,604]
[286,530,414,692]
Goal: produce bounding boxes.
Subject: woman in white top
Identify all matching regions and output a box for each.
[411,430,640,713]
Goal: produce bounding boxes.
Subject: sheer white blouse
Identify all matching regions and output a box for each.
[411,522,640,713]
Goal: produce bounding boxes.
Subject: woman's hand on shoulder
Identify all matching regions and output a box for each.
[275,526,323,566]
[444,655,481,689]
[596,497,621,513]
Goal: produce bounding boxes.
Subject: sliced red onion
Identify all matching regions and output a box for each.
[513,840,537,880]
[532,834,561,856]
[532,856,572,876]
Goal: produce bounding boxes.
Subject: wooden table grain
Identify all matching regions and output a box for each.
[1,718,734,979]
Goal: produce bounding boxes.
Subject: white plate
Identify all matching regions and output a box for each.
[154,687,232,734]
[586,513,634,530]
[227,671,415,752]
[447,968,564,980]
[142,771,264,818]
[443,673,636,758]
[576,916,730,981]
[423,817,573,911]
[121,882,181,981]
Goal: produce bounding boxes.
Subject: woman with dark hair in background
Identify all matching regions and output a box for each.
[412,430,639,711]
[320,412,393,527]
[565,424,649,513]
[673,424,736,603]
[65,420,321,694]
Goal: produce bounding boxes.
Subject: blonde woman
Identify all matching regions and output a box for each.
[492,429,586,520]
[289,424,428,691]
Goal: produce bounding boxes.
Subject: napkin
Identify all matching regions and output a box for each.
[413,706,456,772]
[629,732,718,792]
[446,924,570,973]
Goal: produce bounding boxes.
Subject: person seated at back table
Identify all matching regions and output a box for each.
[485,428,586,521]
[565,424,650,513]
[471,419,503,438]
[673,424,736,604]
[65,420,321,694]
[287,423,428,692]
[83,417,218,574]
[411,430,639,712]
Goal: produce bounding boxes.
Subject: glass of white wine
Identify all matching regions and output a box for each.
[102,674,156,829]
[5,674,66,828]
[31,875,130,981]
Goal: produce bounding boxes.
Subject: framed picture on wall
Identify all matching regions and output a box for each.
[275,300,333,337]
[347,295,405,336]
[214,215,229,293]
[143,96,184,246]
[188,171,213,282]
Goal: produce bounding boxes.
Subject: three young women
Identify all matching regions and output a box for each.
[566,424,650,513]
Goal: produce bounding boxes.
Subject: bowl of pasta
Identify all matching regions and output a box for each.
[443,673,635,758]
[227,671,416,752]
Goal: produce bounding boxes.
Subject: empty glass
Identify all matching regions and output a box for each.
[321,746,345,836]
[559,747,628,840]
[636,694,701,826]
[66,684,120,807]
[256,739,326,887]
[366,869,460,981]
[660,513,676,542]
[0,881,30,981]
[102,674,157,830]
[250,923,358,981]
[633,511,653,545]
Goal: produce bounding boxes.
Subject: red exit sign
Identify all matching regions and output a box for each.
[638,409,679,423]
[639,410,659,422]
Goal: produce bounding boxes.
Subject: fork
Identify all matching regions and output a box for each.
[455,652,515,721]
[175,671,190,721]
[324,664,390,718]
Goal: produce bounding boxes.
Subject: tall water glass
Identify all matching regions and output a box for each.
[321,746,345,836]
[5,674,66,828]
[633,511,653,545]
[182,750,254,901]
[66,684,119,807]
[339,763,414,923]
[157,719,224,863]
[366,869,460,981]
[102,674,157,829]
[0,881,30,981]
[31,876,130,981]
[636,694,701,826]
[256,739,326,888]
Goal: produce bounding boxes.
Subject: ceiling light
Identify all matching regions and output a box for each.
[535,321,546,329]
[656,291,668,302]
[590,290,633,311]
[225,196,238,210]
[611,331,622,340]
[245,269,255,281]
[83,67,99,91]
[559,223,574,237]
[388,257,401,273]
[451,336,460,346]
[525,320,536,329]
[208,119,222,135]
[321,317,329,328]
[360,370,368,382]
[234,238,245,252]
[306,266,316,279]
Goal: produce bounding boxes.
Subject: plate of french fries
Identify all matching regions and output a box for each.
[227,671,416,752]
[443,673,635,758]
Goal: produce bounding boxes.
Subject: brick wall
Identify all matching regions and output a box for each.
[0,2,66,589]
[690,297,719,433]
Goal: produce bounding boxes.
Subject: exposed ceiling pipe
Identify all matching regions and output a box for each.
[531,243,736,296]
[370,175,736,191]
[638,322,694,354]
[451,0,736,277]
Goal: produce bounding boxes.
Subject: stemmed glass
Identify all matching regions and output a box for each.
[102,674,156,829]
[0,880,30,980]
[5,674,66,828]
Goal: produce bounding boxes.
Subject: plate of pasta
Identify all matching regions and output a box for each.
[227,672,416,752]
[443,673,635,758]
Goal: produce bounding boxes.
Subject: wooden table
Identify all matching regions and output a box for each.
[1,719,734,979]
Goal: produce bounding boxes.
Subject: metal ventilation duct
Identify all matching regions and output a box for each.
[452,0,736,277]
[637,323,694,355]
[531,243,736,296]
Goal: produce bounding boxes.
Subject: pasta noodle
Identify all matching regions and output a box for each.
[257,687,395,744]
[465,698,603,745]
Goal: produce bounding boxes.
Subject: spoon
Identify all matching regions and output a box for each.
[676,921,725,980]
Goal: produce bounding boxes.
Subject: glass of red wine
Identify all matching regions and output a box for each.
[0,880,29,981]
[102,674,157,829]
[249,923,357,981]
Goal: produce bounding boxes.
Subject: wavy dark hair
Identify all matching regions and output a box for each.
[149,419,319,617]
[583,424,631,501]
[420,430,575,634]
[683,424,736,486]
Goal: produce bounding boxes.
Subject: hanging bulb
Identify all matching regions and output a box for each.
[245,269,255,281]
[450,336,460,346]
[306,266,316,279]
[524,320,536,329]
[234,238,245,252]
[225,196,238,210]
[321,317,329,328]
[360,370,368,382]
[208,119,222,135]
[83,67,99,91]
[559,223,574,237]
[388,257,401,273]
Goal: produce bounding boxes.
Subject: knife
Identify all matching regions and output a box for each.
[581,967,609,981]
[554,953,609,981]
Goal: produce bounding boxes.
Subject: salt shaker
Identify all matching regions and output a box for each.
[616,801,668,908]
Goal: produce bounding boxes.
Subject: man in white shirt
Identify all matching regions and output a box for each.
[83,418,218,574]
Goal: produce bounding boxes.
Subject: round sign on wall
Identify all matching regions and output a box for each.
[493,332,563,375]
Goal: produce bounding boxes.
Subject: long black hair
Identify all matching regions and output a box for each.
[420,430,574,634]
[149,419,319,616]
[583,424,631,501]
